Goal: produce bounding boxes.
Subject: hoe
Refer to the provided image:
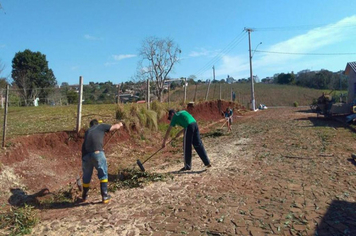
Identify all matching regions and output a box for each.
[137,137,176,172]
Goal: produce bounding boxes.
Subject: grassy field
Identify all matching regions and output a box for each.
[0,101,187,140]
[167,83,344,107]
[0,84,347,140]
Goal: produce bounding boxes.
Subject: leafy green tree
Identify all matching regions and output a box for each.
[66,89,78,104]
[11,49,57,106]
[277,73,295,85]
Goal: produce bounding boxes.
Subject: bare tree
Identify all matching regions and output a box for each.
[138,37,181,102]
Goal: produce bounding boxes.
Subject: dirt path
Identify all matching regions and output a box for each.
[30,107,356,235]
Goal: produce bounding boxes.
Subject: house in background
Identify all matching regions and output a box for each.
[345,61,356,104]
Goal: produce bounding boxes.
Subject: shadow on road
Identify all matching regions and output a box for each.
[347,158,356,167]
[7,187,92,210]
[316,200,356,235]
[169,169,207,175]
[295,117,345,128]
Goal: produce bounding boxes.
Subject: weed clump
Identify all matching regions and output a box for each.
[0,205,38,236]
[115,104,127,121]
[109,168,171,191]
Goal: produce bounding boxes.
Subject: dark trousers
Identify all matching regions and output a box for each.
[183,122,210,169]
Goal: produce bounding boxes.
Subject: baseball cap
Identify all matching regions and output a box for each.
[168,109,175,120]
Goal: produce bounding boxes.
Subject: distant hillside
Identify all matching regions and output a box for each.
[166,83,342,107]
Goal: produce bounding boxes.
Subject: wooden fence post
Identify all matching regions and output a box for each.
[2,85,9,148]
[193,83,198,102]
[205,81,211,101]
[76,76,83,133]
[146,79,150,110]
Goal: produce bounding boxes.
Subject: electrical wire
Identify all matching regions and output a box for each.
[193,31,247,78]
[253,23,356,32]
[255,50,356,56]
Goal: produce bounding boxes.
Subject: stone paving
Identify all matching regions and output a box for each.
[30,107,356,236]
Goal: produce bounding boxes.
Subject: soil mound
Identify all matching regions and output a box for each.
[187,100,247,121]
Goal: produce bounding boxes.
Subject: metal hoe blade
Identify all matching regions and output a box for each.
[137,159,145,172]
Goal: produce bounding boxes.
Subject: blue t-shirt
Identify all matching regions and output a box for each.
[224,109,233,118]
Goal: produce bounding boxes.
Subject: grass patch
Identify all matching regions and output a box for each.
[38,187,74,208]
[0,205,38,236]
[109,168,172,190]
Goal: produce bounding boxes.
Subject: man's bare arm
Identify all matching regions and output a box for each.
[110,122,123,132]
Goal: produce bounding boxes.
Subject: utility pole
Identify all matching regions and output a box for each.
[245,28,256,111]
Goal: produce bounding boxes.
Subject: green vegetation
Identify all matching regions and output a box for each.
[0,205,38,236]
[109,168,172,190]
[0,102,185,139]
[168,82,344,108]
[0,83,342,140]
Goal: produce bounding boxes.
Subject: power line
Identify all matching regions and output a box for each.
[255,50,356,56]
[253,23,356,32]
[193,31,247,78]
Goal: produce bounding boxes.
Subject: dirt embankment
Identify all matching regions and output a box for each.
[0,100,243,204]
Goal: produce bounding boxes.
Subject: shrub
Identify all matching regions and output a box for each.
[0,205,38,235]
[293,101,299,107]
[115,104,126,121]
[151,100,166,120]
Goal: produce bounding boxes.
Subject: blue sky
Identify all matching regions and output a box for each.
[1,0,356,85]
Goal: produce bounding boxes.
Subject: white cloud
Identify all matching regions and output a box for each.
[0,44,6,48]
[189,48,219,57]
[215,55,248,78]
[84,34,102,41]
[112,54,136,61]
[213,15,356,79]
[104,62,118,67]
[254,15,356,73]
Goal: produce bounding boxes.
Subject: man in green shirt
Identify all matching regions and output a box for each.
[162,109,211,171]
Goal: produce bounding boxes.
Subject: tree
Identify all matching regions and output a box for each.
[0,59,7,89]
[138,37,181,101]
[277,73,295,85]
[67,90,78,104]
[12,49,57,106]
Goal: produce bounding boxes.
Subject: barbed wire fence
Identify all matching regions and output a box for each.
[0,76,250,146]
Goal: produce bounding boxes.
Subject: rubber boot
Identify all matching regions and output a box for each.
[82,187,89,202]
[100,182,111,204]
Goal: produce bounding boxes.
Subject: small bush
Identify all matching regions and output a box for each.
[293,101,299,107]
[0,205,38,236]
[145,110,158,130]
[115,104,126,120]
[151,100,166,120]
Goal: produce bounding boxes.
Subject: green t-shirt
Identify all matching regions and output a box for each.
[170,110,196,128]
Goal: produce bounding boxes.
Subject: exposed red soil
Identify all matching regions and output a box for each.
[0,100,240,204]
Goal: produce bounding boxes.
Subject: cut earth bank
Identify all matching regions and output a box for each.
[0,100,243,206]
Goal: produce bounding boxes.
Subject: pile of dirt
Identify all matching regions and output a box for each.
[187,100,247,121]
